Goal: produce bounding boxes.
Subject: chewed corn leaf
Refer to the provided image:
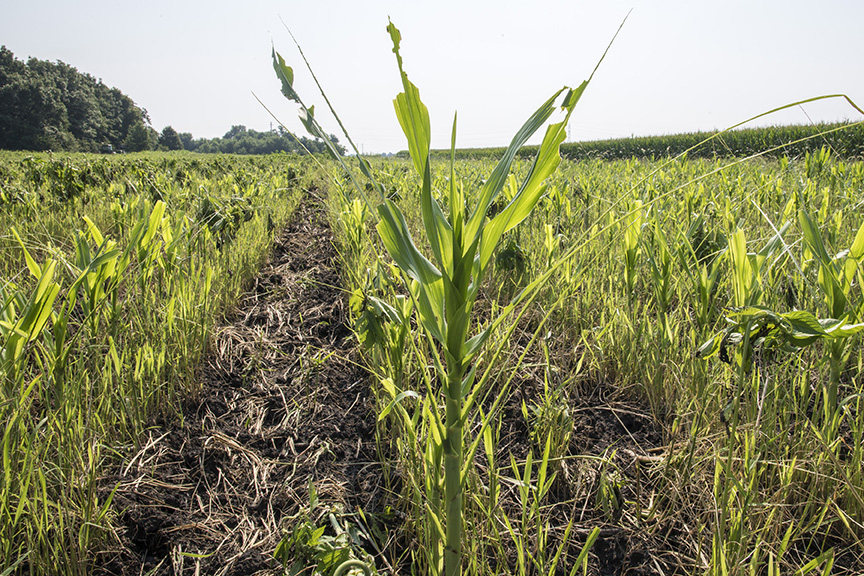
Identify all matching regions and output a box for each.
[272,49,299,103]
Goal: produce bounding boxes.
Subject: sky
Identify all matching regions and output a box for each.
[2,0,863,154]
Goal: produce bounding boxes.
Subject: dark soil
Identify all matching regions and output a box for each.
[93,192,681,575]
[95,195,381,575]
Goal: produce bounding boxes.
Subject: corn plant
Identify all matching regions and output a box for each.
[273,20,616,576]
[622,199,643,304]
[799,206,864,413]
[727,224,789,309]
[0,259,60,385]
[644,214,674,342]
[1,153,305,573]
[679,212,725,330]
[379,40,584,576]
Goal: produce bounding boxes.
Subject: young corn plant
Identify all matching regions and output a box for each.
[798,206,864,415]
[644,214,674,340]
[622,199,643,307]
[273,20,616,576]
[697,218,864,439]
[679,212,725,330]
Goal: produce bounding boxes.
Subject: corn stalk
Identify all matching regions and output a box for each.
[272,19,615,575]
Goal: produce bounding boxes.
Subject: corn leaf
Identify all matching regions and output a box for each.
[465,88,566,245]
[82,215,104,246]
[799,208,832,266]
[851,219,864,260]
[388,21,430,177]
[478,85,586,272]
[376,200,442,288]
[376,200,446,342]
[729,228,752,306]
[272,49,299,103]
[11,228,41,279]
[388,21,452,273]
[141,200,166,249]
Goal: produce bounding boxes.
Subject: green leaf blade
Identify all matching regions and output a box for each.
[272,49,299,103]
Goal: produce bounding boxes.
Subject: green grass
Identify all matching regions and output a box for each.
[0,151,307,574]
[329,149,864,575]
[4,19,864,575]
[270,20,864,574]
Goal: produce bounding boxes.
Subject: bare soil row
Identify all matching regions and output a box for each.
[96,196,380,575]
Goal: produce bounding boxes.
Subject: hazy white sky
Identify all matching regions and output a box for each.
[3,1,863,153]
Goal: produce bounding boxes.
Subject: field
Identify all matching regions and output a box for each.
[3,29,864,574]
[1,134,863,576]
[0,151,306,573]
[327,148,864,576]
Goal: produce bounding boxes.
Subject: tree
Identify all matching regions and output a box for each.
[178,132,194,150]
[177,126,347,156]
[159,125,183,150]
[0,46,150,151]
[223,125,247,139]
[124,122,153,152]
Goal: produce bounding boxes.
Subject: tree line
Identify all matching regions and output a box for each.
[0,46,153,152]
[0,47,345,156]
[178,125,347,156]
